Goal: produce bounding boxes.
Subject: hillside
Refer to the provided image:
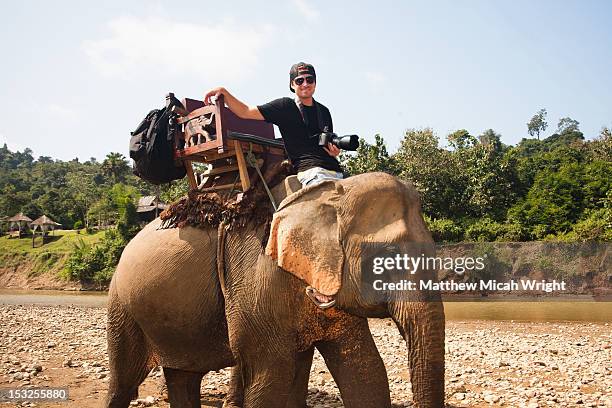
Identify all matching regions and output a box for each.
[437,242,610,297]
[1,234,609,295]
[0,230,104,289]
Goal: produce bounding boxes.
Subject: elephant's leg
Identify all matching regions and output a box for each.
[224,346,311,408]
[105,292,155,408]
[222,366,243,408]
[316,320,391,408]
[286,347,315,408]
[239,355,296,408]
[163,367,204,408]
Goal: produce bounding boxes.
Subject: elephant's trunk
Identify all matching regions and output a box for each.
[389,300,445,408]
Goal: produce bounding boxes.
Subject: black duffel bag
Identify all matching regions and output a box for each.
[129,94,186,185]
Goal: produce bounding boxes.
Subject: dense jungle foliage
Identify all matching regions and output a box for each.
[0,116,610,284]
[342,124,611,242]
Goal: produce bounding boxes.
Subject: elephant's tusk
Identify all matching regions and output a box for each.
[305,286,336,309]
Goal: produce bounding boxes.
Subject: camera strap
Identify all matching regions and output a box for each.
[294,97,327,132]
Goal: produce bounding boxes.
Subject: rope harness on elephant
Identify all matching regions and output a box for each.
[245,148,278,212]
[216,222,229,296]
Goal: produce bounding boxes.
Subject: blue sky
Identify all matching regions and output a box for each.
[1,0,611,161]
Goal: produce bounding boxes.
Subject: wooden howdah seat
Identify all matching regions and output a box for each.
[171,94,286,193]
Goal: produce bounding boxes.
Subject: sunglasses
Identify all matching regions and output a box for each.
[294,76,315,86]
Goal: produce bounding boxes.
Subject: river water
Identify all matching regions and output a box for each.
[0,289,610,322]
[0,289,108,308]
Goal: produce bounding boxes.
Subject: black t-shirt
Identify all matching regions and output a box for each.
[257,97,342,173]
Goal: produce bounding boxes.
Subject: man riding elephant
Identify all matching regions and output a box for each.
[105,63,445,408]
[204,62,345,187]
[105,172,445,408]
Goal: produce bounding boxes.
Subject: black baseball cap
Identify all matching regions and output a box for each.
[289,62,316,92]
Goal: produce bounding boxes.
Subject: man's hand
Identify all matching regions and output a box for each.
[202,87,264,120]
[323,143,341,157]
[204,87,225,105]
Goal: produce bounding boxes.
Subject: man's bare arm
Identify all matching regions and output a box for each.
[203,87,264,120]
[323,143,341,157]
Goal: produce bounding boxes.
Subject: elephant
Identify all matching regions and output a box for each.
[104,172,445,408]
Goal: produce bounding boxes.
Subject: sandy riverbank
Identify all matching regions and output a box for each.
[0,305,610,407]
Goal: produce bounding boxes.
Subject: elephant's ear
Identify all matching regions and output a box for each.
[265,182,344,296]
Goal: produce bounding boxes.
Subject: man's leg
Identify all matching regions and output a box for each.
[297,167,344,187]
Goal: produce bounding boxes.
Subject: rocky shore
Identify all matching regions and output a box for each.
[0,305,610,407]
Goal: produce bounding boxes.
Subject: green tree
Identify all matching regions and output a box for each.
[37,156,53,163]
[342,134,397,176]
[455,129,519,220]
[101,152,130,184]
[581,160,612,211]
[588,127,612,162]
[478,129,502,149]
[0,185,29,217]
[394,128,467,219]
[513,133,586,197]
[87,197,115,227]
[556,117,580,134]
[527,108,548,140]
[447,129,477,150]
[543,130,585,150]
[66,171,100,227]
[160,179,189,203]
[508,163,584,238]
[424,216,464,242]
[62,228,130,286]
[14,148,35,168]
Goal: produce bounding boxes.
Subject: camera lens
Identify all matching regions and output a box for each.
[333,135,359,151]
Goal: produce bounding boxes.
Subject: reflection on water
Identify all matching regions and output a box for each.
[0,289,107,308]
[0,289,610,322]
[443,301,611,322]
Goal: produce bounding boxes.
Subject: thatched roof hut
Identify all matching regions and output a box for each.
[30,215,62,246]
[31,215,62,231]
[7,213,33,238]
[8,213,33,223]
[137,196,167,212]
[137,196,167,222]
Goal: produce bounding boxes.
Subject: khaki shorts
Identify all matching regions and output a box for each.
[297,167,344,187]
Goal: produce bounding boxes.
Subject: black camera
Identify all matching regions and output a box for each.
[314,132,360,151]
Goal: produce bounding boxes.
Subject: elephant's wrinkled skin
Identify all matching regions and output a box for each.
[105,172,445,408]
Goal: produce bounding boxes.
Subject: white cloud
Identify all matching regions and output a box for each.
[365,71,386,85]
[45,104,78,122]
[365,71,386,92]
[83,16,275,81]
[293,0,320,21]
